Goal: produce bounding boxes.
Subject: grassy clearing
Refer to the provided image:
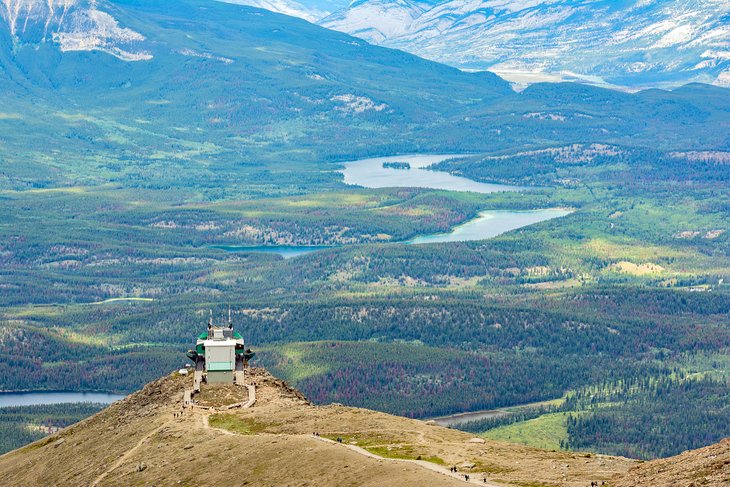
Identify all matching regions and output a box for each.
[260,343,330,382]
[364,445,445,465]
[483,412,572,451]
[208,414,272,435]
[321,433,445,465]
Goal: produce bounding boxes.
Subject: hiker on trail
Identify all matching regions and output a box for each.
[464,474,469,481]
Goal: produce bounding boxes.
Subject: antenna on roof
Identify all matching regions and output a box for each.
[208,309,213,328]
[228,306,233,329]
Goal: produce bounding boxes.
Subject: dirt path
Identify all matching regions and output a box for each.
[91,420,171,487]
[204,415,501,487]
[309,435,501,485]
[193,379,499,485]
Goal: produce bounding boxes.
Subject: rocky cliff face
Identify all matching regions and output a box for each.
[0,0,151,60]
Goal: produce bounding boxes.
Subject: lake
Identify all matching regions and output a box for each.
[210,245,333,259]
[407,209,572,245]
[340,154,525,193]
[430,397,564,427]
[430,409,510,427]
[0,391,125,408]
[216,209,571,257]
[214,155,568,258]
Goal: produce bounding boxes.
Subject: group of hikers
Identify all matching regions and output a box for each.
[310,432,343,443]
[449,466,489,483]
[320,434,497,483]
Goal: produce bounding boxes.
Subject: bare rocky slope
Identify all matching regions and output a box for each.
[0,368,724,486]
[612,438,730,487]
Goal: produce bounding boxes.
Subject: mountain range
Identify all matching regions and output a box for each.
[226,0,730,90]
[0,0,514,193]
[1,0,728,197]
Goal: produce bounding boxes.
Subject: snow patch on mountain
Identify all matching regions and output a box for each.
[716,69,730,87]
[321,0,425,43]
[220,0,326,22]
[315,0,730,89]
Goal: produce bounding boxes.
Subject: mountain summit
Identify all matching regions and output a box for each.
[1,368,727,485]
[0,368,637,486]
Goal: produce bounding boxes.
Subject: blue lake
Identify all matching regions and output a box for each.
[0,391,125,408]
[407,209,572,245]
[216,209,570,257]
[340,154,525,193]
[214,155,569,258]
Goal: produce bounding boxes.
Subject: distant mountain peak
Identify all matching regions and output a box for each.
[267,0,730,89]
[220,0,330,21]
[320,0,426,42]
